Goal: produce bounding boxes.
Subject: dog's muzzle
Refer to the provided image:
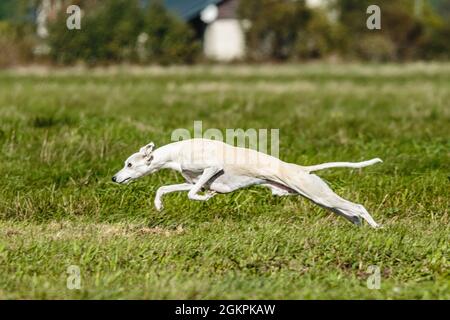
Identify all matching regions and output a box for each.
[112,176,131,184]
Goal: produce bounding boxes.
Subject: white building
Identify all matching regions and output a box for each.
[166,0,245,62]
[170,0,328,62]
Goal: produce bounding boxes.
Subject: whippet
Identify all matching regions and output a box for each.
[112,138,382,227]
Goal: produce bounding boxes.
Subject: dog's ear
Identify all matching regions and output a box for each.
[139,142,155,158]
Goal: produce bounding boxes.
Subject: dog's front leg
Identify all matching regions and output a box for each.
[154,183,193,211]
[187,167,222,201]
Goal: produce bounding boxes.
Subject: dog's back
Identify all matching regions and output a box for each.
[173,138,286,176]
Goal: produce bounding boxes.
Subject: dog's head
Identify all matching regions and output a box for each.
[112,142,156,184]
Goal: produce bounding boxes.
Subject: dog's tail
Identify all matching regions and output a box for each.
[304,158,382,173]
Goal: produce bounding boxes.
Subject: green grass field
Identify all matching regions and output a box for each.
[0,64,448,299]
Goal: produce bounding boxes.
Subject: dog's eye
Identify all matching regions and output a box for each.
[127,163,132,168]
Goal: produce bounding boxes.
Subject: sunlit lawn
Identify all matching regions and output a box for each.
[0,63,448,299]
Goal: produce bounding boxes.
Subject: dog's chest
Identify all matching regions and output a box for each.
[181,170,202,184]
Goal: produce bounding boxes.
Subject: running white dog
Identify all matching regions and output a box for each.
[112,138,382,228]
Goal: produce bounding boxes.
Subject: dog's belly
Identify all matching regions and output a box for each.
[208,174,265,193]
[181,169,265,193]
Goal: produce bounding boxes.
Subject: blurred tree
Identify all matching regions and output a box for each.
[0,21,34,67]
[49,0,144,64]
[334,0,449,60]
[416,0,450,59]
[0,0,37,68]
[47,0,199,65]
[0,0,17,20]
[7,0,450,65]
[430,0,450,19]
[293,7,341,59]
[238,0,312,61]
[98,0,145,61]
[142,1,200,64]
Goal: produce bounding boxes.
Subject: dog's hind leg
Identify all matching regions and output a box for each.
[263,182,297,196]
[285,173,380,228]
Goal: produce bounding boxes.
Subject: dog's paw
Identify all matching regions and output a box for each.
[154,199,164,212]
[205,190,217,200]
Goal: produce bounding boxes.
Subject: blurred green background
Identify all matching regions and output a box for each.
[0,0,449,67]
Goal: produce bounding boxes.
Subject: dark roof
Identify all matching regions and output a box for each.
[164,0,223,20]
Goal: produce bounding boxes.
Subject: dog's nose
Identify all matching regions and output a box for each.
[112,176,117,182]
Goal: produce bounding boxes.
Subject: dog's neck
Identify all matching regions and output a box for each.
[151,143,182,172]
